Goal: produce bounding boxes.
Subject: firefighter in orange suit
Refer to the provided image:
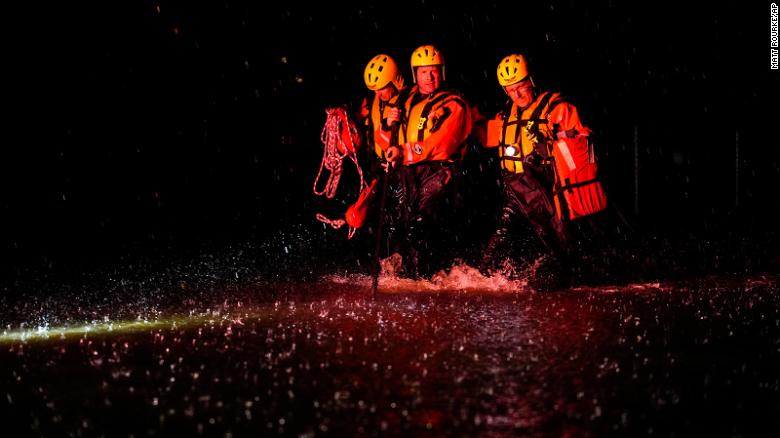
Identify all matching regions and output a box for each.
[342,55,409,233]
[382,44,473,278]
[481,54,607,289]
[360,54,408,161]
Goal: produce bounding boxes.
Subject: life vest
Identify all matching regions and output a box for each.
[400,87,472,164]
[368,88,411,158]
[369,99,385,157]
[494,91,559,174]
[552,134,607,220]
[492,91,607,220]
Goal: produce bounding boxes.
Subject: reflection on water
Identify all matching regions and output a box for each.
[1,265,779,436]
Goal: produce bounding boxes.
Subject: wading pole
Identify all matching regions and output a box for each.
[371,166,391,298]
[371,124,400,299]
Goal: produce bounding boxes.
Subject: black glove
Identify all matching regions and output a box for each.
[523,152,543,167]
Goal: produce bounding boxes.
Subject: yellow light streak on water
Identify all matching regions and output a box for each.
[0,304,297,345]
[0,315,211,344]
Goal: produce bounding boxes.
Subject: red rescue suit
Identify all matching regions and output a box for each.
[391,85,473,277]
[362,90,407,159]
[346,91,409,235]
[486,92,606,219]
[482,91,605,271]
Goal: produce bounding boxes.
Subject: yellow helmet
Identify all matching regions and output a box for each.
[364,54,404,91]
[410,44,445,83]
[497,53,530,87]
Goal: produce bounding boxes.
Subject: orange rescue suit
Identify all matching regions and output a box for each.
[485,91,607,220]
[361,91,406,159]
[381,86,472,164]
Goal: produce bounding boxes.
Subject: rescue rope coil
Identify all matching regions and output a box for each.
[313,107,366,198]
[313,107,366,239]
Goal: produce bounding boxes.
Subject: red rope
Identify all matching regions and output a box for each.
[314,107,365,239]
[314,213,356,239]
[315,213,345,229]
[313,107,366,198]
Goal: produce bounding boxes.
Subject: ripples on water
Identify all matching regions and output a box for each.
[1,255,779,436]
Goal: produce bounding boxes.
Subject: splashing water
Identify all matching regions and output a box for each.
[1,242,778,437]
[324,255,534,293]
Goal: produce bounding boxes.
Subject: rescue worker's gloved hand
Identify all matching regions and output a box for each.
[523,152,543,167]
[386,107,402,127]
[385,146,402,166]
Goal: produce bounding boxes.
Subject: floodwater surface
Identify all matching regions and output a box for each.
[2,265,779,437]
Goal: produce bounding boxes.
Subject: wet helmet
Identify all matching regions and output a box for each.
[410,44,445,83]
[497,53,530,87]
[364,54,405,91]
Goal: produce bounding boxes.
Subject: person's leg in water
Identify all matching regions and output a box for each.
[402,162,457,279]
[505,170,572,290]
[380,167,404,256]
[385,164,414,277]
[481,175,529,276]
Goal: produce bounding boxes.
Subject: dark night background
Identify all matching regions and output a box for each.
[3,0,779,280]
